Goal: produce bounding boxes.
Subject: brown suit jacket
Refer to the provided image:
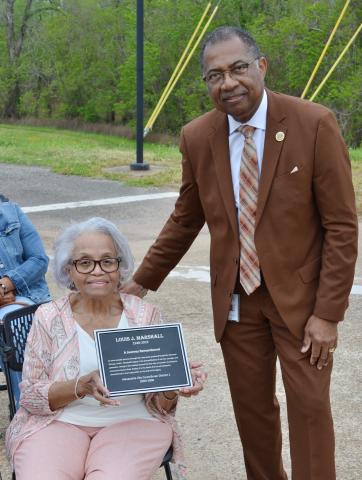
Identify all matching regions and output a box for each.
[134,90,358,341]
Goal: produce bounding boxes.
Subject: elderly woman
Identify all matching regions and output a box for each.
[0,194,50,405]
[6,217,206,480]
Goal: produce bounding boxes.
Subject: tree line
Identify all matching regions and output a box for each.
[0,0,361,146]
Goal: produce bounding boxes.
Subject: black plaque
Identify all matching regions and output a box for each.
[94,323,192,396]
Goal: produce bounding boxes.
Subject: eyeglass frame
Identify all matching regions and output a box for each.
[203,57,260,86]
[71,257,122,274]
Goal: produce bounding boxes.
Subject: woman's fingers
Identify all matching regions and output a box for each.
[189,361,203,369]
[79,371,120,406]
[79,370,109,397]
[179,362,208,397]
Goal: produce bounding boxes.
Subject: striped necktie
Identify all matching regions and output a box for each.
[238,125,261,295]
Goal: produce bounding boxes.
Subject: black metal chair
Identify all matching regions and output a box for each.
[0,304,38,420]
[0,304,173,480]
[0,304,38,480]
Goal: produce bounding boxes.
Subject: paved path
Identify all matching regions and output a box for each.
[0,164,361,479]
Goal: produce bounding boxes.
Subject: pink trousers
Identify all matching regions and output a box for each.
[14,419,173,480]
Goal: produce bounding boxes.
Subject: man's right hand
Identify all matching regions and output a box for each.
[120,279,148,298]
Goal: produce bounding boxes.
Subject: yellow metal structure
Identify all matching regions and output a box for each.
[309,23,362,101]
[301,0,350,99]
[144,2,220,137]
[144,2,212,135]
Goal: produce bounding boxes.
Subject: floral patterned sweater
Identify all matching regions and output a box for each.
[5,293,186,479]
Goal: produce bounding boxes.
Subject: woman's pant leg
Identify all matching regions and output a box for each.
[85,419,173,480]
[14,421,90,480]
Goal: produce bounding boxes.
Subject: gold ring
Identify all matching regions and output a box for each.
[328,347,336,353]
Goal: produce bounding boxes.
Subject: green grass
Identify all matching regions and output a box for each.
[0,124,361,213]
[0,123,181,187]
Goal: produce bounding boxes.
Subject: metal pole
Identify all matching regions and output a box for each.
[131,0,149,170]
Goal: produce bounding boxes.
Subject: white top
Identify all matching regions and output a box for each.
[228,89,268,208]
[57,312,155,427]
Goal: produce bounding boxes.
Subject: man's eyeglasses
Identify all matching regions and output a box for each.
[203,58,259,86]
[72,257,121,274]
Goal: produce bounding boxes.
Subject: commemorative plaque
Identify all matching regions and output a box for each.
[94,323,192,396]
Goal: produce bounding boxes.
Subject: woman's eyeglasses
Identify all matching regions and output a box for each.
[71,257,121,274]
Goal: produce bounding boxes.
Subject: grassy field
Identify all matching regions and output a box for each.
[1,123,361,213]
[0,123,182,188]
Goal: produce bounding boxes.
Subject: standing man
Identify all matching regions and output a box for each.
[123,27,358,479]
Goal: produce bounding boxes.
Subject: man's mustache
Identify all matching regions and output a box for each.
[221,91,248,100]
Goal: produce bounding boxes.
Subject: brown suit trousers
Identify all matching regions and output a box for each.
[221,281,334,479]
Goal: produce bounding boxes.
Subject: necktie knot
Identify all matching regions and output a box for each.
[239,125,255,139]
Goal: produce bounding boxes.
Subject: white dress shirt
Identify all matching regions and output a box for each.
[228,89,268,208]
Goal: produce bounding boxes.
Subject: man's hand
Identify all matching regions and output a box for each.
[120,279,148,298]
[301,315,338,370]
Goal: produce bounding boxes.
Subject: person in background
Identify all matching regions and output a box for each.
[6,217,206,480]
[122,26,358,480]
[0,193,50,405]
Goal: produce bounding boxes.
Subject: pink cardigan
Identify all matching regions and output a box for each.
[6,293,186,479]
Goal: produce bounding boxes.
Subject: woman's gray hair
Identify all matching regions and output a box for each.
[53,217,134,289]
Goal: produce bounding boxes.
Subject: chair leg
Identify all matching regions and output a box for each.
[164,462,173,480]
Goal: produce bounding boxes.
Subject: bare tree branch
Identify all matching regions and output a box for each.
[4,0,16,62]
[15,0,33,58]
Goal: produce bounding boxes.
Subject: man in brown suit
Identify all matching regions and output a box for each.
[123,27,358,479]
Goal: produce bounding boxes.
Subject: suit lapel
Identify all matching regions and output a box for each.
[208,111,239,238]
[255,91,287,228]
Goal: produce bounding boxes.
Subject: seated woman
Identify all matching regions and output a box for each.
[0,194,51,405]
[6,217,206,480]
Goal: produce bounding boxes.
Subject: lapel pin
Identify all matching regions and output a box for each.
[275,131,285,142]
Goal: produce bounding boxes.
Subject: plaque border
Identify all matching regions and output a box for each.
[94,323,192,396]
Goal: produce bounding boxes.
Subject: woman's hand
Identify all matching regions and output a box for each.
[157,362,207,411]
[0,291,16,306]
[179,361,207,398]
[77,370,120,406]
[0,277,15,298]
[49,370,120,410]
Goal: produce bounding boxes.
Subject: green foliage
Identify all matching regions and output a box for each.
[0,0,360,145]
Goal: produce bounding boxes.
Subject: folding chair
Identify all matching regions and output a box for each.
[0,304,173,480]
[0,304,38,421]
